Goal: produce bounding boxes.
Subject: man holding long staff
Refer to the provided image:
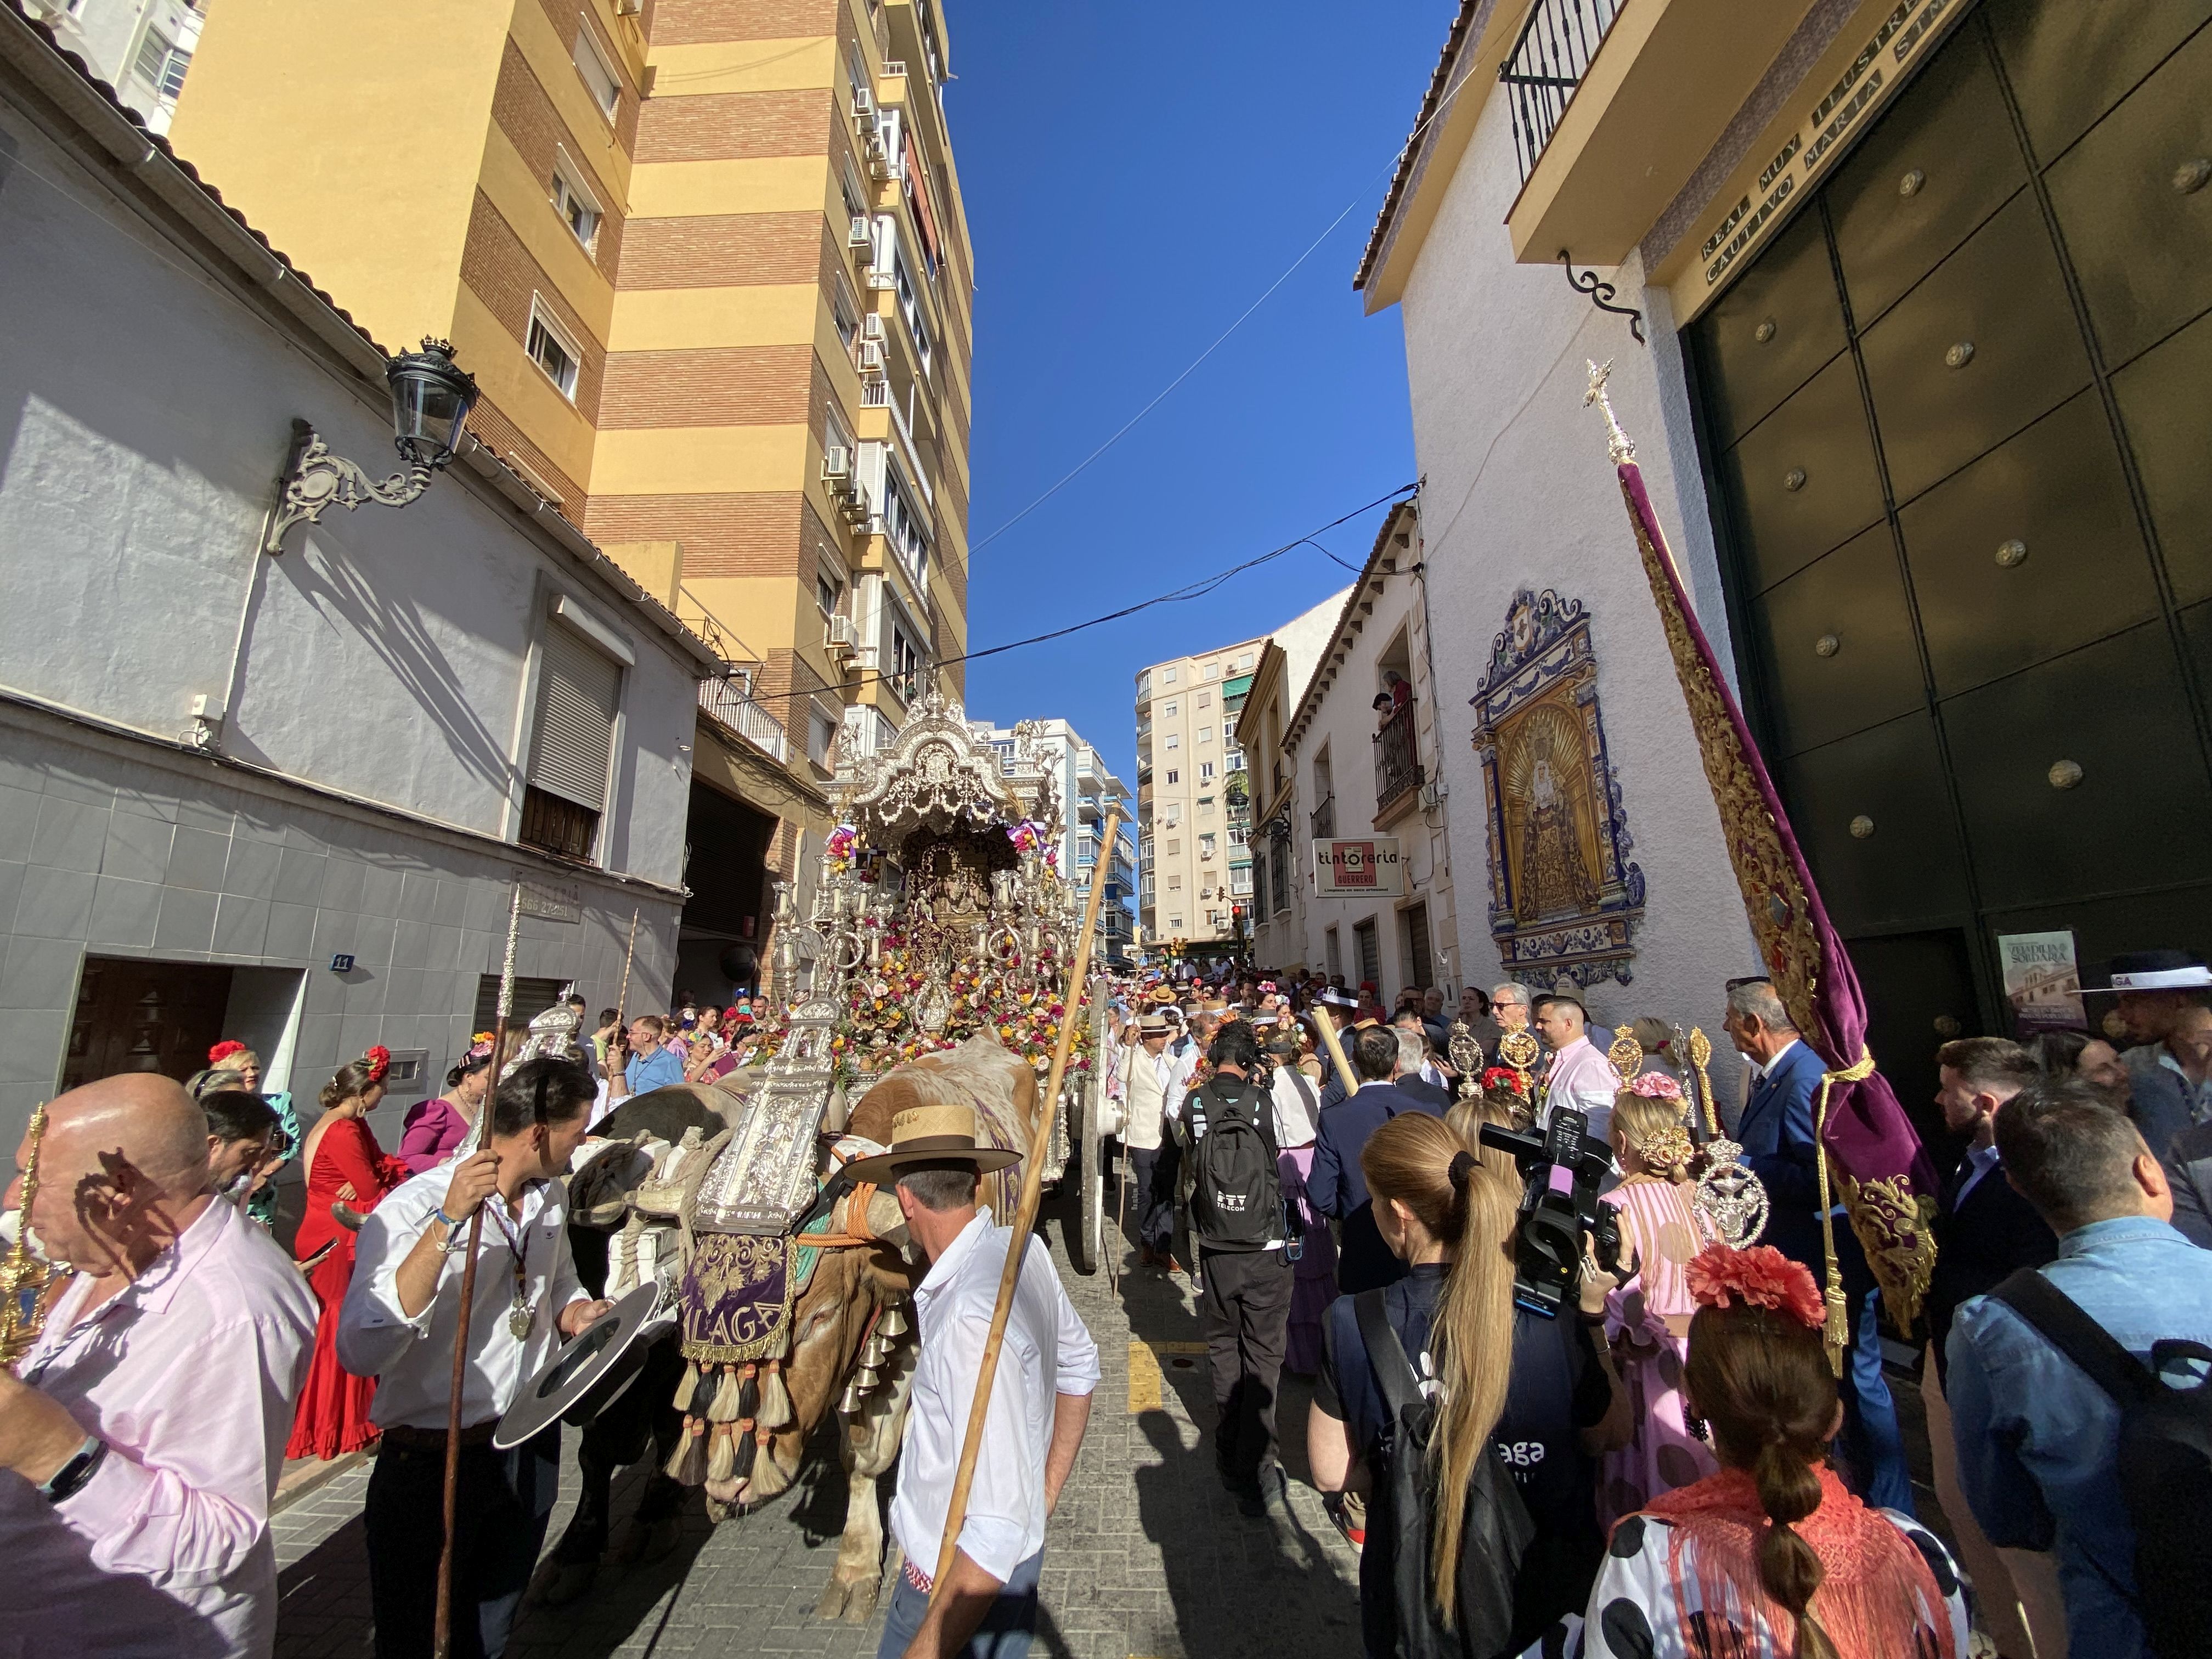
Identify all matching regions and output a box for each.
[880,810,1119,1658]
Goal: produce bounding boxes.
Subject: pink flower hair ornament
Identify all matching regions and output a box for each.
[1624,1071,1684,1100]
[1685,1243,1827,1331]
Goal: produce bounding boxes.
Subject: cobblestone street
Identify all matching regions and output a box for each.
[272,1182,1362,1659]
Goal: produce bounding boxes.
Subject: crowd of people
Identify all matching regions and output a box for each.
[1098,949,2212,1659]
[7,944,2212,1659]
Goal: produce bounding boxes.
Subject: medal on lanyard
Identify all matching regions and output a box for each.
[482,1198,535,1340]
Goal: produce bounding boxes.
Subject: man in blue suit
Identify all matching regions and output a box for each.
[1723,975,1913,1513]
[1307,1024,1447,1294]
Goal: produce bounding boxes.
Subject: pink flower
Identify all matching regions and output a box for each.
[1685,1244,1826,1330]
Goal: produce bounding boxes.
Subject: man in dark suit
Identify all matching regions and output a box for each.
[1723,975,1912,1511]
[1307,1024,1447,1293]
[1918,1037,2064,1659]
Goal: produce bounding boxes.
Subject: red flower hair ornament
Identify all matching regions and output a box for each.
[1685,1243,1827,1331]
[208,1040,249,1066]
[1480,1065,1531,1097]
[362,1045,392,1084]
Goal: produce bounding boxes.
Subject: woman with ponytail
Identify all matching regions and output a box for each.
[1595,1076,1717,1528]
[1564,1243,1966,1659]
[1309,1111,1628,1656]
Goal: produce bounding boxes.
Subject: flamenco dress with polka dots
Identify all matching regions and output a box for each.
[1596,1176,1718,1529]
[1555,1464,1967,1659]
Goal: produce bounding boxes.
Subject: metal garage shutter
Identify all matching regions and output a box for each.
[529,622,620,809]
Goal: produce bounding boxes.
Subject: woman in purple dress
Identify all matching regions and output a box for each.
[395,1034,494,1172]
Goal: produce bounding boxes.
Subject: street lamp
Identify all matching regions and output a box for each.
[263,338,480,553]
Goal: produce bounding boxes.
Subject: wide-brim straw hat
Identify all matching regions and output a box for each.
[838,1102,1023,1184]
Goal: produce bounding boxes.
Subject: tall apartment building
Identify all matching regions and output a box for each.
[22,0,202,133]
[170,0,975,1003]
[1135,636,1266,953]
[970,720,1138,968]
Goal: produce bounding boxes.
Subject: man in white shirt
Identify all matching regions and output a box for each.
[1117,1013,1180,1270]
[1,1074,317,1659]
[1534,993,1622,1148]
[842,1103,1099,1658]
[340,1057,611,1658]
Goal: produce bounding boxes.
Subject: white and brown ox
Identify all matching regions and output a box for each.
[568,1035,1038,1622]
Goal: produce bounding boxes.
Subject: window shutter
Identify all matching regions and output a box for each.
[530,622,620,809]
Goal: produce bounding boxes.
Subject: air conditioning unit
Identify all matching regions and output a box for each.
[861,313,886,342]
[825,613,859,654]
[852,88,875,120]
[865,133,891,182]
[857,339,887,375]
[848,216,873,249]
[821,444,851,482]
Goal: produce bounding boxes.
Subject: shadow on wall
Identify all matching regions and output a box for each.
[256,532,520,797]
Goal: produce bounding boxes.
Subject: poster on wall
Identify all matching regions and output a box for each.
[1313,837,1404,898]
[1996,930,2086,1034]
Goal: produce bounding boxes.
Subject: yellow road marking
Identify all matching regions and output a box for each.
[1126,1340,1206,1413]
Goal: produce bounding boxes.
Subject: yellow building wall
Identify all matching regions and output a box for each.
[168,0,515,354]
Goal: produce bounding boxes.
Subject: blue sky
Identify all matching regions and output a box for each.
[946,2,1459,793]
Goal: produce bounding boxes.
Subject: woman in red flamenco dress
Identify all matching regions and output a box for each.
[286,1046,410,1460]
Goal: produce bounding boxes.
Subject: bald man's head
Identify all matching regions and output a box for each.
[13,1073,215,1279]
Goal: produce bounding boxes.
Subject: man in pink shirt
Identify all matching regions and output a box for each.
[1536,992,1623,1149]
[0,1074,317,1657]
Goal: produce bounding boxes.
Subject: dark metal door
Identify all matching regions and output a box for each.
[1692,0,2212,1022]
[1846,929,1980,1163]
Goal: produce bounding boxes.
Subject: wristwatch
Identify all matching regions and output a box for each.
[37,1435,107,1505]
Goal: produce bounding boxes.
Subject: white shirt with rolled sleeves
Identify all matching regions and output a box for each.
[1,1195,317,1658]
[1542,1035,1623,1148]
[337,1166,591,1430]
[889,1209,1101,1585]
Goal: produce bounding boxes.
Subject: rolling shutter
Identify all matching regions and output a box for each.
[530,621,620,809]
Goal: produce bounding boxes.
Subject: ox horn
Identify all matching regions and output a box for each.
[864,1187,909,1249]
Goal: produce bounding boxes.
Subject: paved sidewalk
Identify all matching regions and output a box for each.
[270,1182,1362,1658]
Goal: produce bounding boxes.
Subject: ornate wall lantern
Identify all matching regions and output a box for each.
[263,338,481,553]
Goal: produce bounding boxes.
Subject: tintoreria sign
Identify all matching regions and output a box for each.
[1313,837,1405,898]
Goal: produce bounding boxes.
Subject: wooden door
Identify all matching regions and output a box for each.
[64,956,235,1092]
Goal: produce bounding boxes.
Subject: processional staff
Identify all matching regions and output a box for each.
[433,878,522,1659]
[928,808,1121,1606]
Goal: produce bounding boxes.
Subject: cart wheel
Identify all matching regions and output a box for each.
[1070,1090,1102,1276]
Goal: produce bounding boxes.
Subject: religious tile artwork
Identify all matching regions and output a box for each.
[1469,589,1644,987]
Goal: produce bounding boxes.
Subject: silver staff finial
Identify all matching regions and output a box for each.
[1583,359,1635,466]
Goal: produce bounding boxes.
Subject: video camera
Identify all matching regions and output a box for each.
[1479,1105,1625,1319]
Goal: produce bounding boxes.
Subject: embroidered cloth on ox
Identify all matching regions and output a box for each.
[680,1233,794,1364]
[1605,408,1937,1331]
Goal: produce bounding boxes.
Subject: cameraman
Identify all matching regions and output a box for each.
[1174,1022,1293,1516]
[1308,1109,1629,1657]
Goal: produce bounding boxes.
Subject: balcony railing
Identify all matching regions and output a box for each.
[1498,0,1627,184]
[1310,791,1336,840]
[698,676,789,763]
[1374,699,1425,814]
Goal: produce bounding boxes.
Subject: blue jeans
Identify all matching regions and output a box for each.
[875,1550,1044,1659]
[1837,1285,1914,1515]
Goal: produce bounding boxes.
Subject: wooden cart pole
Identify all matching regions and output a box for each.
[928,808,1120,1605]
[433,879,521,1659]
[1311,1002,1361,1098]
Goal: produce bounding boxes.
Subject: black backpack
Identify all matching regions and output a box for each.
[1353,1291,1535,1659]
[1993,1268,2212,1659]
[1185,1075,1282,1251]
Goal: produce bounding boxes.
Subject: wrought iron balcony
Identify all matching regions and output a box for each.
[1374,699,1424,815]
[1309,792,1336,840]
[1499,0,1627,184]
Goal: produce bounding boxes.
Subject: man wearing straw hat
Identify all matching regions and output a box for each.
[843,1102,1101,1658]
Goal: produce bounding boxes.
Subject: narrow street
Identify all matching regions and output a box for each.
[270,1182,1362,1659]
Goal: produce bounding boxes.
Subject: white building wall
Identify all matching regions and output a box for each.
[1394,88,1755,1032]
[1286,559,1462,1005]
[0,93,697,1148]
